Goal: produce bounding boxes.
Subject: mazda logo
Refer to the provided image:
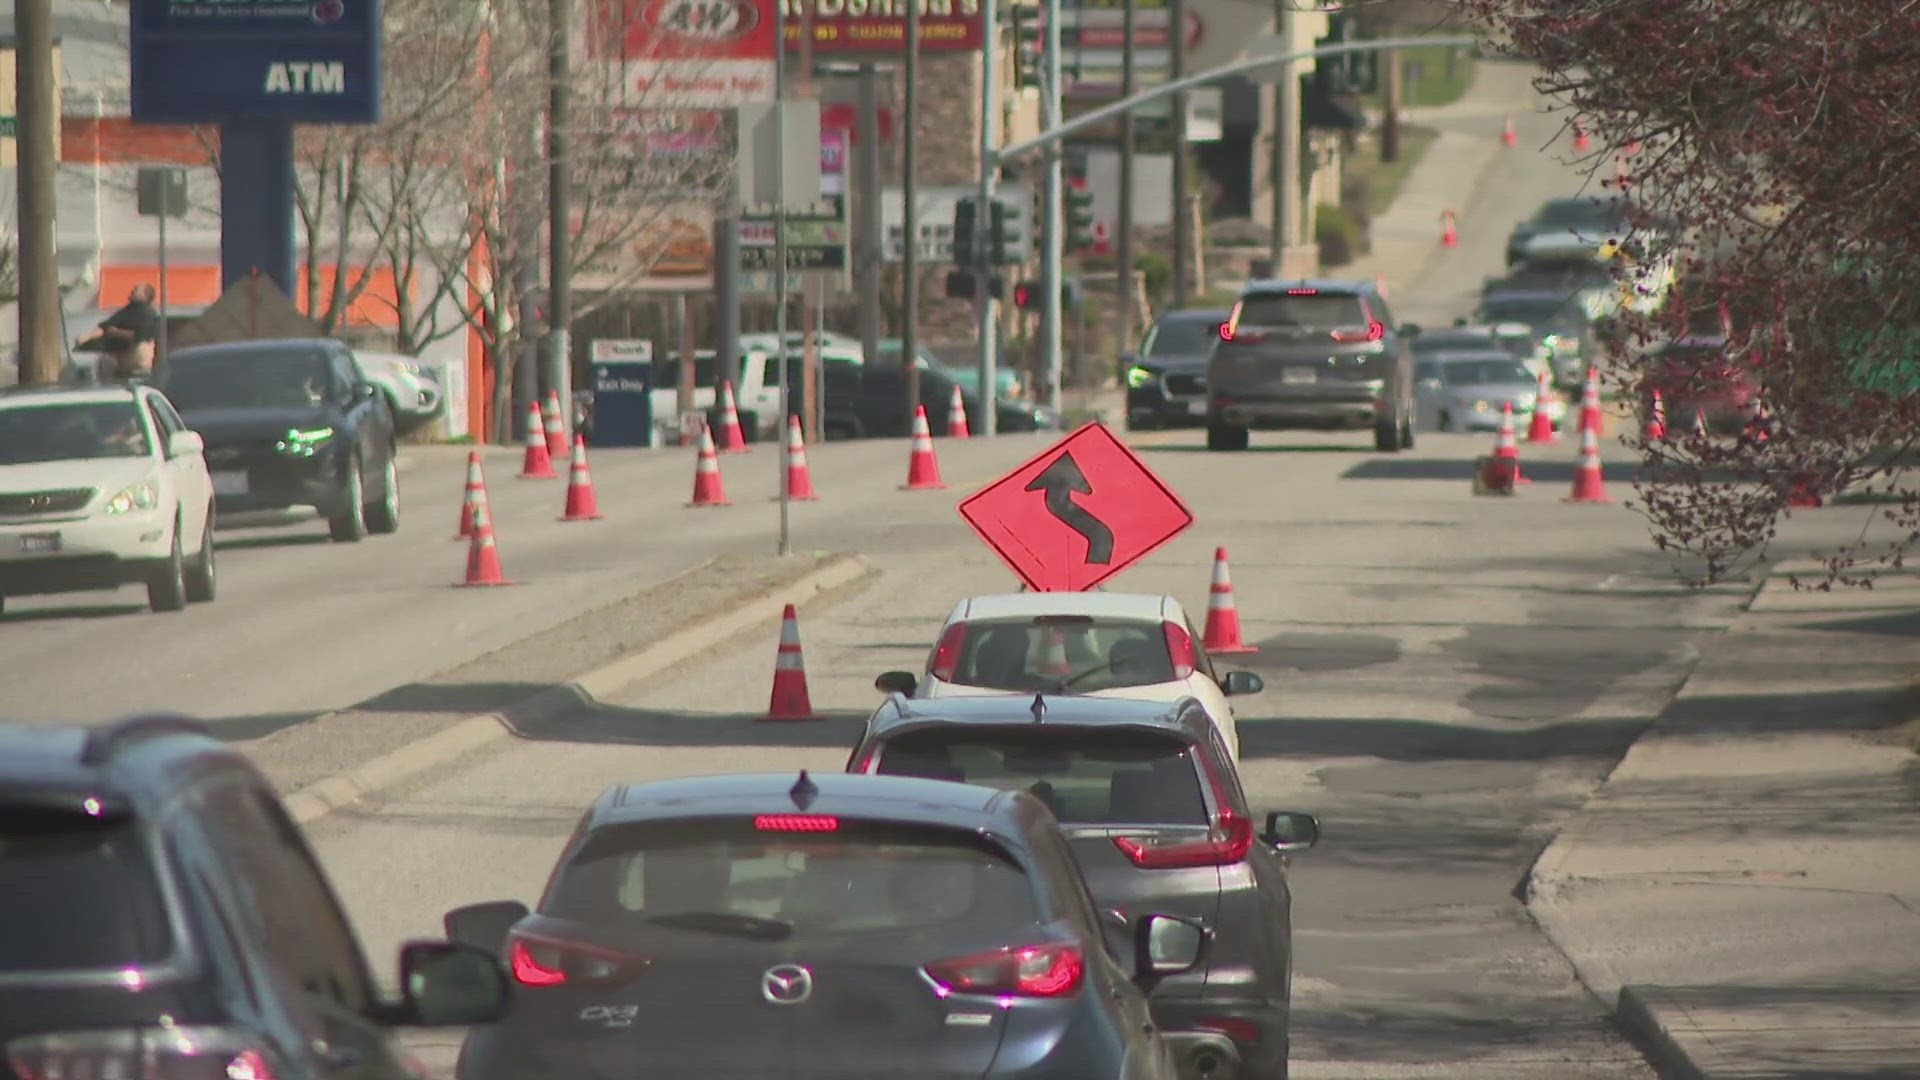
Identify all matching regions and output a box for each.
[761,964,812,1005]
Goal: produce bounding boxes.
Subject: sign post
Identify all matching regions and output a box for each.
[136,166,188,367]
[958,421,1193,591]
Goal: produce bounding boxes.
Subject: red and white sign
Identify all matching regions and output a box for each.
[589,0,778,107]
[820,128,846,197]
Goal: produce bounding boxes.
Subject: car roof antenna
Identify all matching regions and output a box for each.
[790,770,819,811]
[1031,694,1046,723]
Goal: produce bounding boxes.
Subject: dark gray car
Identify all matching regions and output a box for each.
[1204,279,1418,452]
[847,693,1322,1080]
[445,770,1213,1080]
[1126,309,1232,429]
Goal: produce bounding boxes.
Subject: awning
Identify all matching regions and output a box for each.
[1302,78,1367,133]
[97,264,409,329]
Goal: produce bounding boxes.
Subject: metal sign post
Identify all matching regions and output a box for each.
[136,166,187,371]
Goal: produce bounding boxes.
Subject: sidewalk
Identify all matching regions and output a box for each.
[1528,564,1920,1078]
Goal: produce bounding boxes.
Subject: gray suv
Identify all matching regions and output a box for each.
[846,693,1322,1080]
[1205,279,1418,452]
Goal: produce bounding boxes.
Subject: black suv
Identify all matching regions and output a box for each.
[155,339,401,542]
[0,713,510,1080]
[846,693,1322,1080]
[1204,280,1418,452]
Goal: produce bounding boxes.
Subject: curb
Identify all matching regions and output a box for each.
[283,553,873,825]
[1615,986,1720,1080]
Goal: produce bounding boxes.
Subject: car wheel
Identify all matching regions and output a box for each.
[1437,410,1453,432]
[1129,413,1160,432]
[184,504,216,603]
[1399,408,1416,450]
[1206,423,1249,451]
[147,522,189,613]
[328,454,368,542]
[366,454,401,535]
[1373,411,1403,451]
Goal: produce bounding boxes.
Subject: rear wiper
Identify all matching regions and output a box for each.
[646,912,794,941]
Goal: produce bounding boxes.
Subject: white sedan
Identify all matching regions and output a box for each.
[874,591,1264,760]
[0,384,217,614]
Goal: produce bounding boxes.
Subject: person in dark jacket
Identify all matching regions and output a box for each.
[77,283,162,381]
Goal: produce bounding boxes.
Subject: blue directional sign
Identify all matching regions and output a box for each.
[130,0,383,124]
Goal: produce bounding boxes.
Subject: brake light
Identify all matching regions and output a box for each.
[7,1027,280,1080]
[1196,1016,1264,1045]
[1112,749,1254,869]
[923,943,1084,998]
[755,813,839,832]
[1218,321,1234,341]
[1162,620,1197,680]
[929,622,968,682]
[848,743,879,773]
[508,932,650,987]
[1330,321,1385,344]
[1284,288,1319,295]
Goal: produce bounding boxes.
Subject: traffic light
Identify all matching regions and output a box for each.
[1013,279,1038,310]
[1011,279,1082,311]
[1064,183,1095,253]
[1011,4,1041,89]
[946,269,1004,301]
[951,197,978,267]
[987,200,1010,265]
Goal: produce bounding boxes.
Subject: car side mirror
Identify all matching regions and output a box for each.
[169,430,204,457]
[1134,914,1209,980]
[1220,670,1264,697]
[1400,323,1422,338]
[394,940,511,1027]
[1262,811,1321,854]
[444,900,529,956]
[874,670,918,695]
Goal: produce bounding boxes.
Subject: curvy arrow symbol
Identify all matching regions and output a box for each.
[1025,451,1114,564]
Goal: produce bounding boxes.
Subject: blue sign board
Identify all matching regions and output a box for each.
[592,362,656,448]
[130,0,382,124]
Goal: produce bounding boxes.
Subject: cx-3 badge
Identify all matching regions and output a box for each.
[761,964,813,1005]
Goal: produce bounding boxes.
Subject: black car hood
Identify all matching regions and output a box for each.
[178,407,338,440]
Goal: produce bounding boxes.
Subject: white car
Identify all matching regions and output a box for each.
[874,591,1265,760]
[0,384,217,614]
[354,350,445,422]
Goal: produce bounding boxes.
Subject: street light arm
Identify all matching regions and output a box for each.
[995,34,1480,163]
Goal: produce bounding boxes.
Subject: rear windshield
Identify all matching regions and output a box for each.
[1234,292,1368,329]
[0,805,173,972]
[1441,359,1536,385]
[948,616,1174,693]
[547,819,1038,936]
[878,729,1208,826]
[159,351,337,411]
[1477,296,1584,328]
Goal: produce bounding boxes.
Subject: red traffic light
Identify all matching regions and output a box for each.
[1013,281,1034,309]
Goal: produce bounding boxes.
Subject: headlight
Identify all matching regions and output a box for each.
[1473,399,1491,413]
[1516,393,1538,409]
[103,482,159,515]
[1126,365,1157,389]
[275,426,337,456]
[397,361,427,377]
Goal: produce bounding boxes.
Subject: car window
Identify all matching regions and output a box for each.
[145,401,177,458]
[876,729,1210,827]
[1234,290,1369,329]
[1186,616,1218,682]
[0,402,152,464]
[1477,296,1583,328]
[159,350,335,411]
[1440,359,1535,385]
[547,819,1039,937]
[0,802,174,973]
[1533,199,1626,230]
[948,616,1176,693]
[1142,318,1222,357]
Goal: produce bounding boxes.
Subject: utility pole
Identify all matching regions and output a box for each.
[1381,46,1402,162]
[796,0,818,445]
[774,7,792,556]
[973,0,1000,435]
[1169,0,1189,306]
[1270,0,1297,264]
[1039,0,1064,414]
[901,0,922,425]
[14,0,61,386]
[1116,0,1137,365]
[855,63,882,373]
[546,0,574,426]
[515,118,542,444]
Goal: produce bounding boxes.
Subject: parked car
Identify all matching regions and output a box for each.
[1638,334,1756,435]
[875,339,1025,402]
[0,383,216,614]
[1205,279,1417,452]
[1415,351,1566,433]
[1125,309,1232,429]
[1505,195,1634,266]
[819,363,1057,441]
[0,713,511,1080]
[443,770,1210,1080]
[847,694,1323,1080]
[354,349,445,425]
[154,338,401,542]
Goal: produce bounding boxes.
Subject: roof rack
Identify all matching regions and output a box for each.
[79,714,213,766]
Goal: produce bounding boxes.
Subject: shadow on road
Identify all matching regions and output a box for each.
[1238,715,1645,763]
[0,602,147,622]
[214,532,334,551]
[1140,443,1377,455]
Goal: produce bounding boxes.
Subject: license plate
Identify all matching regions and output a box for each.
[19,533,60,553]
[1186,399,1208,415]
[1282,367,1317,385]
[212,471,250,496]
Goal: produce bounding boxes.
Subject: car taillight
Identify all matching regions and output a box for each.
[1113,751,1255,869]
[755,813,839,832]
[923,943,1084,998]
[1330,321,1385,344]
[848,743,879,773]
[7,1027,280,1080]
[929,622,968,682]
[1162,620,1197,680]
[1196,1016,1264,1045]
[508,931,650,988]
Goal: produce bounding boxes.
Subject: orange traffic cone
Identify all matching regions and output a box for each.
[1564,424,1610,504]
[454,450,488,539]
[716,381,748,453]
[1526,369,1557,444]
[1645,390,1668,442]
[1625,139,1642,156]
[1692,408,1710,439]
[946,384,970,439]
[455,501,512,586]
[519,401,557,479]
[1572,118,1591,152]
[763,604,820,721]
[1786,475,1823,509]
[1202,547,1258,654]
[1441,210,1459,248]
[688,422,731,507]
[558,435,603,521]
[1501,115,1517,148]
[901,405,947,490]
[543,390,569,460]
[1744,403,1772,445]
[1493,402,1530,484]
[1577,366,1603,436]
[781,414,817,501]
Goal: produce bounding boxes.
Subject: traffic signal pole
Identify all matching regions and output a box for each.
[1040,0,1065,415]
[973,0,1000,436]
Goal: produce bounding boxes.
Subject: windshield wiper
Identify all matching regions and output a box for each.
[645,911,794,941]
